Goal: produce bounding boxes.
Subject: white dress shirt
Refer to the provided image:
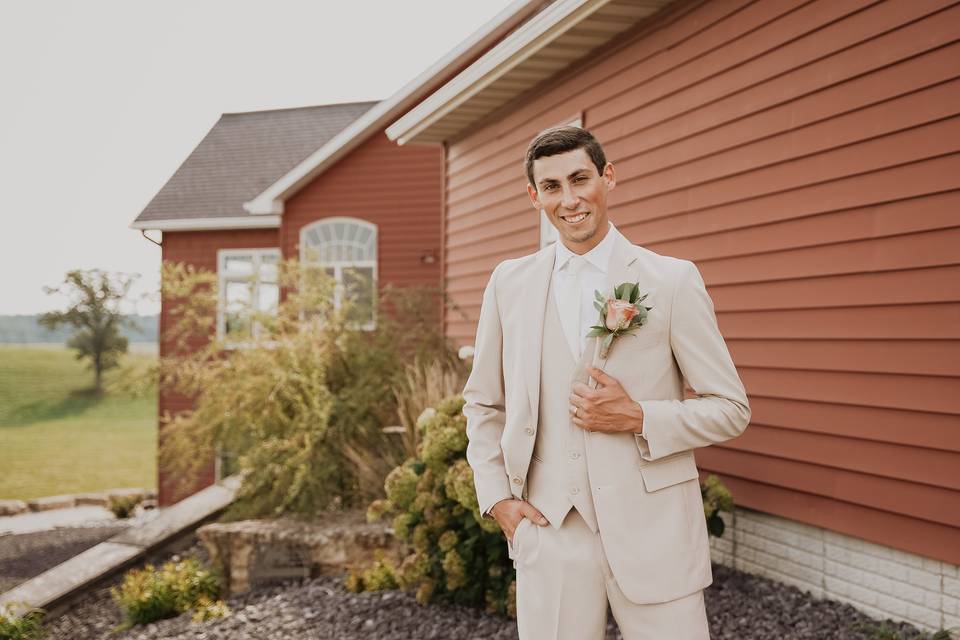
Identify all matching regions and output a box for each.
[553,221,619,360]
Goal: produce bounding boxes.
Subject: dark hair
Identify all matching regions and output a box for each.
[524,126,607,189]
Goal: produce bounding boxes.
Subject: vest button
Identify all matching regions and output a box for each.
[570,452,581,460]
[524,426,534,436]
[569,487,580,495]
[512,476,522,485]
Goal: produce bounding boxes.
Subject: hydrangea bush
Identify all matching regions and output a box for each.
[356,395,515,615]
[356,393,735,617]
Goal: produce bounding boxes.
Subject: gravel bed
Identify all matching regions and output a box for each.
[39,536,932,640]
[0,525,128,592]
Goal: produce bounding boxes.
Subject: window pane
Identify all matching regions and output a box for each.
[343,266,375,324]
[224,255,253,276]
[258,283,279,314]
[225,281,252,336]
[260,254,279,283]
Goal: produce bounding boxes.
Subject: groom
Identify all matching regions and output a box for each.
[462,126,750,639]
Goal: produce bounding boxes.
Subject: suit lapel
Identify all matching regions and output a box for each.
[591,229,640,372]
[521,243,557,422]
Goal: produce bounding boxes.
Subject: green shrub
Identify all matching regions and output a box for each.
[855,622,956,640]
[107,495,141,519]
[110,557,227,628]
[157,260,464,516]
[701,474,734,537]
[359,394,516,616]
[0,605,45,640]
[359,393,738,617]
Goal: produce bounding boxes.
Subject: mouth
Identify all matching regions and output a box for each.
[561,211,590,225]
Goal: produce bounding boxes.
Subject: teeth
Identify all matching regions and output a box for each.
[565,213,588,223]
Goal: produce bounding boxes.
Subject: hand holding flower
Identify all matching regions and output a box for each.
[569,366,644,434]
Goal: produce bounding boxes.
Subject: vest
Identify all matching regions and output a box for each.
[525,275,599,533]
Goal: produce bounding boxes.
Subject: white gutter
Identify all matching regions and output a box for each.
[242,0,544,216]
[385,0,610,145]
[129,215,281,232]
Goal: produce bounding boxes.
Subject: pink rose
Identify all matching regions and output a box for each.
[605,298,639,331]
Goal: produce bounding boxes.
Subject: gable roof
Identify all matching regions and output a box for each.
[131,101,375,231]
[386,0,678,145]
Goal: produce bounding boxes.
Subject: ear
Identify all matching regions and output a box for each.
[527,182,542,210]
[602,162,616,192]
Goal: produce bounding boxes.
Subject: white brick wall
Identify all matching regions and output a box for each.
[710,508,960,632]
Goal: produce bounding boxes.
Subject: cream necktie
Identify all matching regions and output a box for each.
[562,255,587,360]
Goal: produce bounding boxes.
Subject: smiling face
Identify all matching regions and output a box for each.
[527,147,616,254]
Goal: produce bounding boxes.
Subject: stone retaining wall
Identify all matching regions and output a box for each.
[0,488,156,516]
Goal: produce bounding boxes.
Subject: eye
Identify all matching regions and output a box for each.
[574,175,587,183]
[543,184,558,192]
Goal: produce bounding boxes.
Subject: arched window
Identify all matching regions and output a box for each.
[300,217,378,329]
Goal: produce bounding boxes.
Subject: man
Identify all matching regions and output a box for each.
[462,126,750,639]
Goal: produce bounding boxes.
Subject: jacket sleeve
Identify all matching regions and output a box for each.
[635,259,751,460]
[462,263,513,517]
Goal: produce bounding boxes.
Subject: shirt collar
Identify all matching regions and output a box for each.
[554,220,618,274]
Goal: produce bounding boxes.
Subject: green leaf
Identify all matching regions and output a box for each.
[586,327,606,337]
[614,283,625,299]
[626,283,639,304]
[593,301,603,313]
[594,290,606,303]
[706,514,725,537]
[602,333,614,351]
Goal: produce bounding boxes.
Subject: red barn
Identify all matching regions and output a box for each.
[385,0,960,631]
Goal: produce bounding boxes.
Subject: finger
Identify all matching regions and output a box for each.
[521,502,548,525]
[587,366,614,385]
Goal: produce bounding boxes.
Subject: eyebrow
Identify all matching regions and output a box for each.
[538,168,590,187]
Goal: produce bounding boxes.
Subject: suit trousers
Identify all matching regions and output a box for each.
[513,508,710,640]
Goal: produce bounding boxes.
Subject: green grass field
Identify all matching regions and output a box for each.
[0,345,157,500]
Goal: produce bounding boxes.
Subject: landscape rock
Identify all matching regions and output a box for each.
[198,512,405,596]
[27,495,76,512]
[0,500,27,516]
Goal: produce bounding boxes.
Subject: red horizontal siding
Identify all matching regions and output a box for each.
[282,132,443,298]
[158,228,279,505]
[443,0,960,563]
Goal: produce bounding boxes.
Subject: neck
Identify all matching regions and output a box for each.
[562,222,610,255]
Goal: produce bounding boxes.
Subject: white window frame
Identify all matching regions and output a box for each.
[299,217,378,331]
[216,247,281,346]
[539,114,584,249]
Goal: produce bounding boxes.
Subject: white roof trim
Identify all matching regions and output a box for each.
[130,216,281,231]
[242,0,543,216]
[386,0,610,145]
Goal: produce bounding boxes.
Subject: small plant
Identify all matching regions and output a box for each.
[345,550,400,593]
[855,622,956,640]
[0,604,45,640]
[110,557,227,628]
[107,495,141,519]
[701,474,734,537]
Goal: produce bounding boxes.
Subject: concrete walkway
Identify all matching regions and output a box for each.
[0,475,240,620]
[0,506,127,535]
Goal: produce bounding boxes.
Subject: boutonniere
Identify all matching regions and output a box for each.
[586,282,653,360]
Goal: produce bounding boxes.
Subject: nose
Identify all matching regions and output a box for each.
[560,184,578,210]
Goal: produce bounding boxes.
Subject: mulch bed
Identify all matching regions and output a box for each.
[2,527,930,639]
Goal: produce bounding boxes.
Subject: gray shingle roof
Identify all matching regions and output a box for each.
[133,101,376,223]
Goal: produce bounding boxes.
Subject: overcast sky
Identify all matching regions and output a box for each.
[0,0,516,315]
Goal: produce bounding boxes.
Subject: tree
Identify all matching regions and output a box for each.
[40,269,137,393]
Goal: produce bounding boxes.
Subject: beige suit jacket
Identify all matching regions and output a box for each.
[462,227,751,603]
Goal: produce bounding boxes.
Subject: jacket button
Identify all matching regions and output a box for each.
[524,426,534,435]
[512,476,522,485]
[570,452,581,460]
[569,487,580,495]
